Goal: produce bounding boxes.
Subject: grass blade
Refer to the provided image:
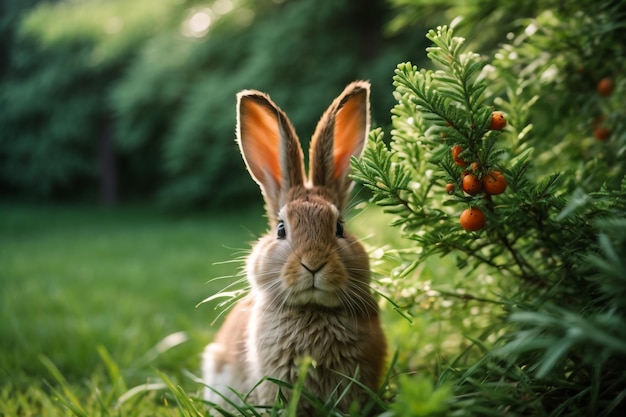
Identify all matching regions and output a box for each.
[97,344,127,397]
[39,355,88,417]
[156,369,205,417]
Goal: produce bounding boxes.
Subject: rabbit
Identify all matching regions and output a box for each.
[202,81,387,415]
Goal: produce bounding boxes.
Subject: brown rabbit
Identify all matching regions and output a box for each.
[202,81,387,415]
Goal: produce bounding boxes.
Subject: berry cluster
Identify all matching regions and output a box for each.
[445,111,508,231]
[593,76,614,141]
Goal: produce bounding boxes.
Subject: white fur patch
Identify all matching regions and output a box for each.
[201,343,238,408]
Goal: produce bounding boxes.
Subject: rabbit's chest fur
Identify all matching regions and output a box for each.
[247,305,367,404]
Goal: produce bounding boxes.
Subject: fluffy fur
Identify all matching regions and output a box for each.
[202,81,386,415]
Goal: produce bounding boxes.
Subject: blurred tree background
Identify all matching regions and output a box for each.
[0,0,426,209]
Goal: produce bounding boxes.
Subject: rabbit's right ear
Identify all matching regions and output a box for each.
[237,91,305,220]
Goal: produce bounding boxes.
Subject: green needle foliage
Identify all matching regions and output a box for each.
[352,20,626,417]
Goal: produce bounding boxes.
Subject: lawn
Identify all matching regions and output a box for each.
[0,203,265,415]
[0,202,495,415]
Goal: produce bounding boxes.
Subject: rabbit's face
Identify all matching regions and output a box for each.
[248,187,370,310]
[237,81,373,313]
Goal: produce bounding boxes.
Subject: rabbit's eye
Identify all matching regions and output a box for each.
[336,220,344,238]
[277,221,286,239]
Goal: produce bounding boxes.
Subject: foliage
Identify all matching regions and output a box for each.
[22,0,185,62]
[0,0,425,207]
[353,3,626,415]
[0,0,180,201]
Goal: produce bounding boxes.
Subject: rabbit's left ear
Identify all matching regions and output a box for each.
[309,81,370,211]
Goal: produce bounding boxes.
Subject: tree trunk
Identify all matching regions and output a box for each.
[98,118,118,206]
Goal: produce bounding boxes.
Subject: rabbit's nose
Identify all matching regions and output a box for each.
[301,261,327,276]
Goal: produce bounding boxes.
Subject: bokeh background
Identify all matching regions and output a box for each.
[0,0,429,209]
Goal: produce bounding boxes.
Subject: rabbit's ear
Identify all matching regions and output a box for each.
[309,81,370,211]
[237,90,305,218]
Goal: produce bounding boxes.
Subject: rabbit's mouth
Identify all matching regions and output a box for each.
[288,287,342,308]
[279,253,347,308]
[286,271,342,308]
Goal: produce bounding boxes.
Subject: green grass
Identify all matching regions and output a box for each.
[0,203,497,416]
[0,203,265,415]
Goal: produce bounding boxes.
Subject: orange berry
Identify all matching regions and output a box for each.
[445,183,455,194]
[490,111,506,131]
[594,126,610,141]
[597,77,614,97]
[462,173,483,195]
[460,208,486,231]
[451,145,468,167]
[483,170,507,195]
